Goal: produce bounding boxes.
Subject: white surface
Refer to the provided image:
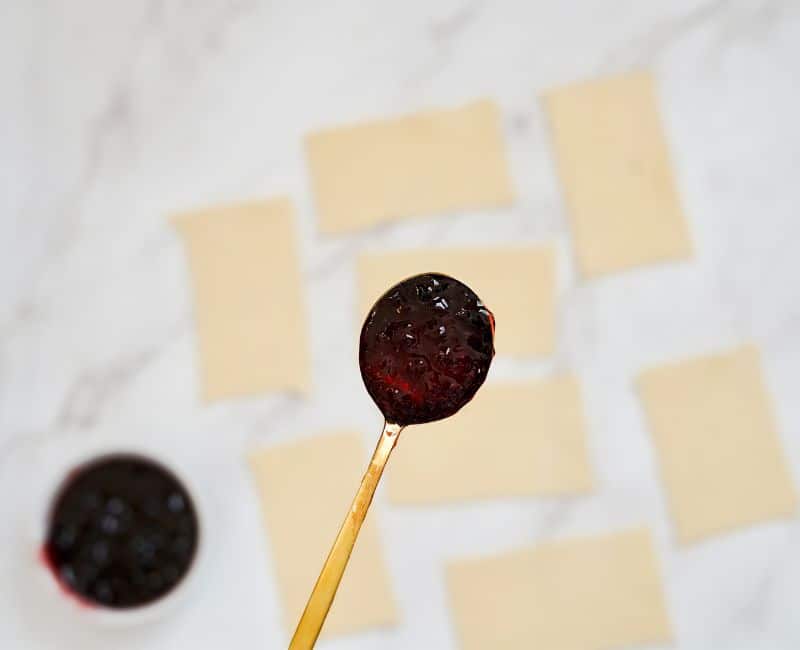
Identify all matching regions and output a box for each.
[2,1,799,648]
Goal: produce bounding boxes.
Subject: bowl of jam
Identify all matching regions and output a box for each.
[39,452,202,622]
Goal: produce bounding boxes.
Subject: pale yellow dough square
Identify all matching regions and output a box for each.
[306,100,515,233]
[249,433,397,638]
[358,246,555,357]
[544,71,692,277]
[638,345,798,543]
[448,528,672,650]
[174,199,310,400]
[388,378,593,504]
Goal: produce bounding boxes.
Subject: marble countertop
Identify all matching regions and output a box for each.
[2,1,799,648]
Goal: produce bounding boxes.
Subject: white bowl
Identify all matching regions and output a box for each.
[29,438,208,628]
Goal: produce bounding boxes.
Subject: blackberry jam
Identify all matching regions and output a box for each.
[359,273,495,426]
[43,455,199,609]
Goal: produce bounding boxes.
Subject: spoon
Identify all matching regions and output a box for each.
[289,273,495,649]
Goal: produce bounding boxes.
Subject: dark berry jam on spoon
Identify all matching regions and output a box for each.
[43,455,198,609]
[289,273,495,649]
[359,272,495,425]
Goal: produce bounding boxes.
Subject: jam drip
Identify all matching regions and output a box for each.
[43,455,198,609]
[359,272,495,426]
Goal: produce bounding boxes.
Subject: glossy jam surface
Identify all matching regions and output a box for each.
[43,455,198,609]
[359,273,495,426]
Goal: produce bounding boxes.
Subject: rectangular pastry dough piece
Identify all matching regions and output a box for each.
[638,345,798,543]
[388,378,593,504]
[249,433,397,638]
[306,100,514,233]
[174,199,310,400]
[358,246,555,357]
[544,72,692,277]
[448,528,672,650]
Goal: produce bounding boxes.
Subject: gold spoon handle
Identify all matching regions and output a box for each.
[288,422,402,650]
